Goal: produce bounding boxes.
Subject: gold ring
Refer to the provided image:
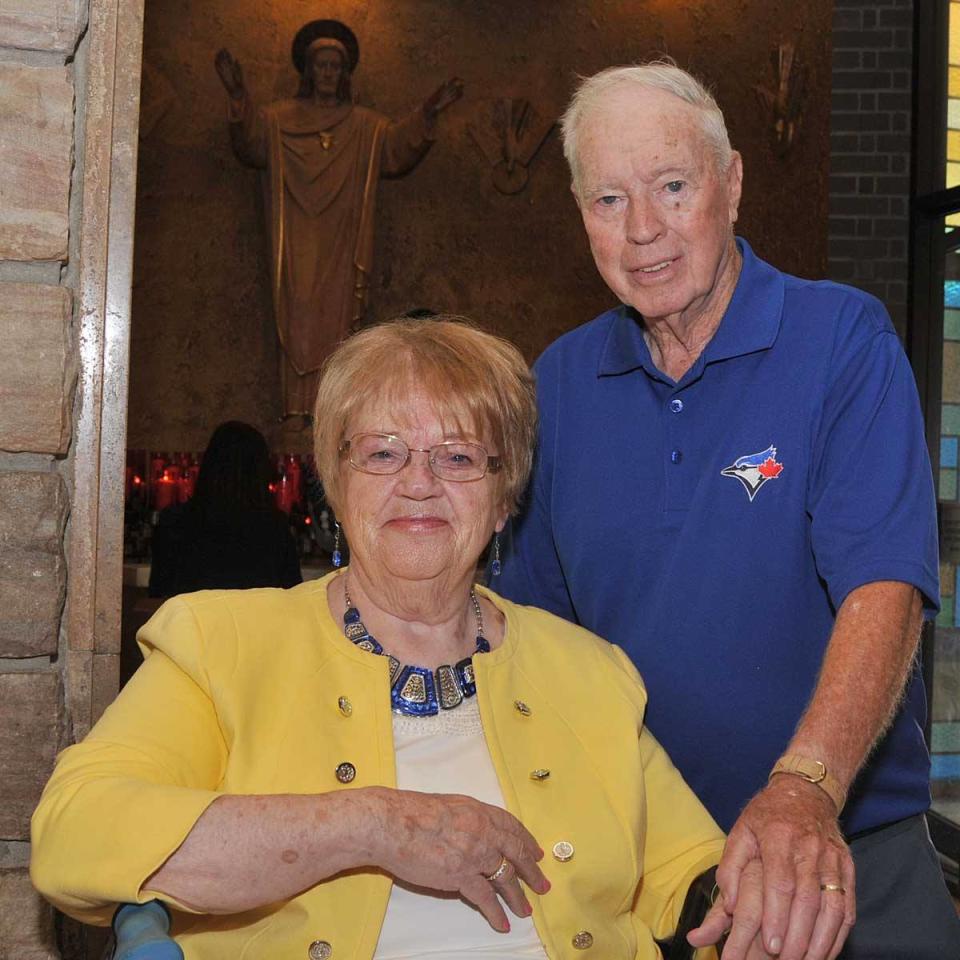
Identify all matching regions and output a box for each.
[484,856,510,882]
[820,883,846,894]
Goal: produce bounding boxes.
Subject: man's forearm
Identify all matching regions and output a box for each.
[780,580,923,806]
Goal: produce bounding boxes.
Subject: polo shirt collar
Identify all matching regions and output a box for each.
[597,237,785,380]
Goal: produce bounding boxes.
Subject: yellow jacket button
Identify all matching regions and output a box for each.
[572,930,593,949]
[337,696,353,717]
[308,940,332,959]
[530,768,551,781]
[552,840,574,862]
[514,700,532,716]
[335,762,356,784]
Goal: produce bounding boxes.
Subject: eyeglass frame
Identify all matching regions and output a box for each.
[338,432,503,482]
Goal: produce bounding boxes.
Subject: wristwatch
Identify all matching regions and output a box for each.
[769,755,845,812]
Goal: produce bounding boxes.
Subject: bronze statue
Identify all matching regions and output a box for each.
[215,20,463,419]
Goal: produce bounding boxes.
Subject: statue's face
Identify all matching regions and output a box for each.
[309,48,345,99]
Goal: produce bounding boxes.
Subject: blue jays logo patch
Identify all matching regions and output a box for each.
[720,445,784,501]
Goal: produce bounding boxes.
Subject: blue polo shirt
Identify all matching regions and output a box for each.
[497,238,939,835]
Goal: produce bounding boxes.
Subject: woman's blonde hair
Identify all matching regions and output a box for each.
[313,317,537,516]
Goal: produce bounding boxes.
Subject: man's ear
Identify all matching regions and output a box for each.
[726,151,743,224]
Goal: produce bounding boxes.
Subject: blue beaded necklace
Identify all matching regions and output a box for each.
[342,583,490,717]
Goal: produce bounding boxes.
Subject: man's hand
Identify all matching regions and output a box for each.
[687,860,776,959]
[423,77,465,122]
[214,48,245,100]
[715,776,855,959]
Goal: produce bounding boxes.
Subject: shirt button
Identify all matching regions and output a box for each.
[337,696,352,717]
[552,840,574,862]
[514,700,532,716]
[308,940,332,959]
[572,930,594,949]
[530,768,551,781]
[669,398,684,413]
[335,762,356,783]
[670,449,682,464]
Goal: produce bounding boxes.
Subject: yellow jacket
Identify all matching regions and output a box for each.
[32,573,723,959]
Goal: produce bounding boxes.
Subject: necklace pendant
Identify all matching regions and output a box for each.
[354,635,383,655]
[319,132,335,150]
[387,654,402,685]
[436,664,463,710]
[454,655,478,697]
[344,621,368,640]
[392,666,438,716]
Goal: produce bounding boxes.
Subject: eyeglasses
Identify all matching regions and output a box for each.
[339,433,502,482]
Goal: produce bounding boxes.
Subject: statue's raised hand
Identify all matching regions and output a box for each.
[423,77,464,122]
[214,48,245,100]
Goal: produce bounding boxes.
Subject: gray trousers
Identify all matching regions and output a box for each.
[839,814,960,959]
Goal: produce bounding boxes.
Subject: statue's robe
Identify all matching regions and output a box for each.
[230,94,433,415]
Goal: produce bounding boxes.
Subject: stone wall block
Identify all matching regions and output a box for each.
[0,62,74,261]
[0,283,75,454]
[0,672,61,841]
[0,473,68,658]
[0,0,86,55]
[0,868,58,960]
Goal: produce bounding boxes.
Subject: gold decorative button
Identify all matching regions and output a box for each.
[572,930,593,949]
[530,768,551,781]
[513,699,532,716]
[308,940,332,959]
[337,696,353,717]
[552,840,574,862]
[335,762,356,783]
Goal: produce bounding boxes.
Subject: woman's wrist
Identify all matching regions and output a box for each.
[328,786,391,871]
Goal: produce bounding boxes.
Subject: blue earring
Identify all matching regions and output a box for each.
[491,533,501,577]
[332,522,343,568]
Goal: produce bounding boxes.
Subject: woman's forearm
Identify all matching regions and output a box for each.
[145,788,384,913]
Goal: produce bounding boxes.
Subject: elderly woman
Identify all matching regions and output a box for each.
[33,319,748,959]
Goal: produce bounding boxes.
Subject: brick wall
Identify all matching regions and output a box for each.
[829,0,914,336]
[0,2,94,957]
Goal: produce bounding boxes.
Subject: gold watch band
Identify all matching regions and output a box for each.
[769,755,845,812]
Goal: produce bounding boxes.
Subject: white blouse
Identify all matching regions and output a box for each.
[373,699,550,960]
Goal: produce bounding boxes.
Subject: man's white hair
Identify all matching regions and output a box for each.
[561,60,733,197]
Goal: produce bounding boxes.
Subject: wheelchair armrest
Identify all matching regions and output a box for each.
[656,865,719,960]
[112,901,184,960]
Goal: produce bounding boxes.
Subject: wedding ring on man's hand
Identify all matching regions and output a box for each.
[820,883,846,894]
[484,856,510,882]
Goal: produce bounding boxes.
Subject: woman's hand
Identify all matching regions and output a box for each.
[686,861,775,959]
[369,787,550,932]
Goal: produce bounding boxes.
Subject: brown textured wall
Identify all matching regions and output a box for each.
[128,0,831,454]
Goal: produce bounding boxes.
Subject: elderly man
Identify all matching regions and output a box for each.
[497,63,959,959]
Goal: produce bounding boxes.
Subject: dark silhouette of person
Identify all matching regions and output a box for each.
[148,421,302,598]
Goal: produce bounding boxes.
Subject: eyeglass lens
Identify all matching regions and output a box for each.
[348,434,491,480]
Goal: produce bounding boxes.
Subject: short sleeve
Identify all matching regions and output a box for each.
[808,308,939,615]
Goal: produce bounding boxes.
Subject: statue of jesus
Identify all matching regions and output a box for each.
[215,19,463,419]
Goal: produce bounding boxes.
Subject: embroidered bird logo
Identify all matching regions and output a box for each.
[721,445,784,501]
